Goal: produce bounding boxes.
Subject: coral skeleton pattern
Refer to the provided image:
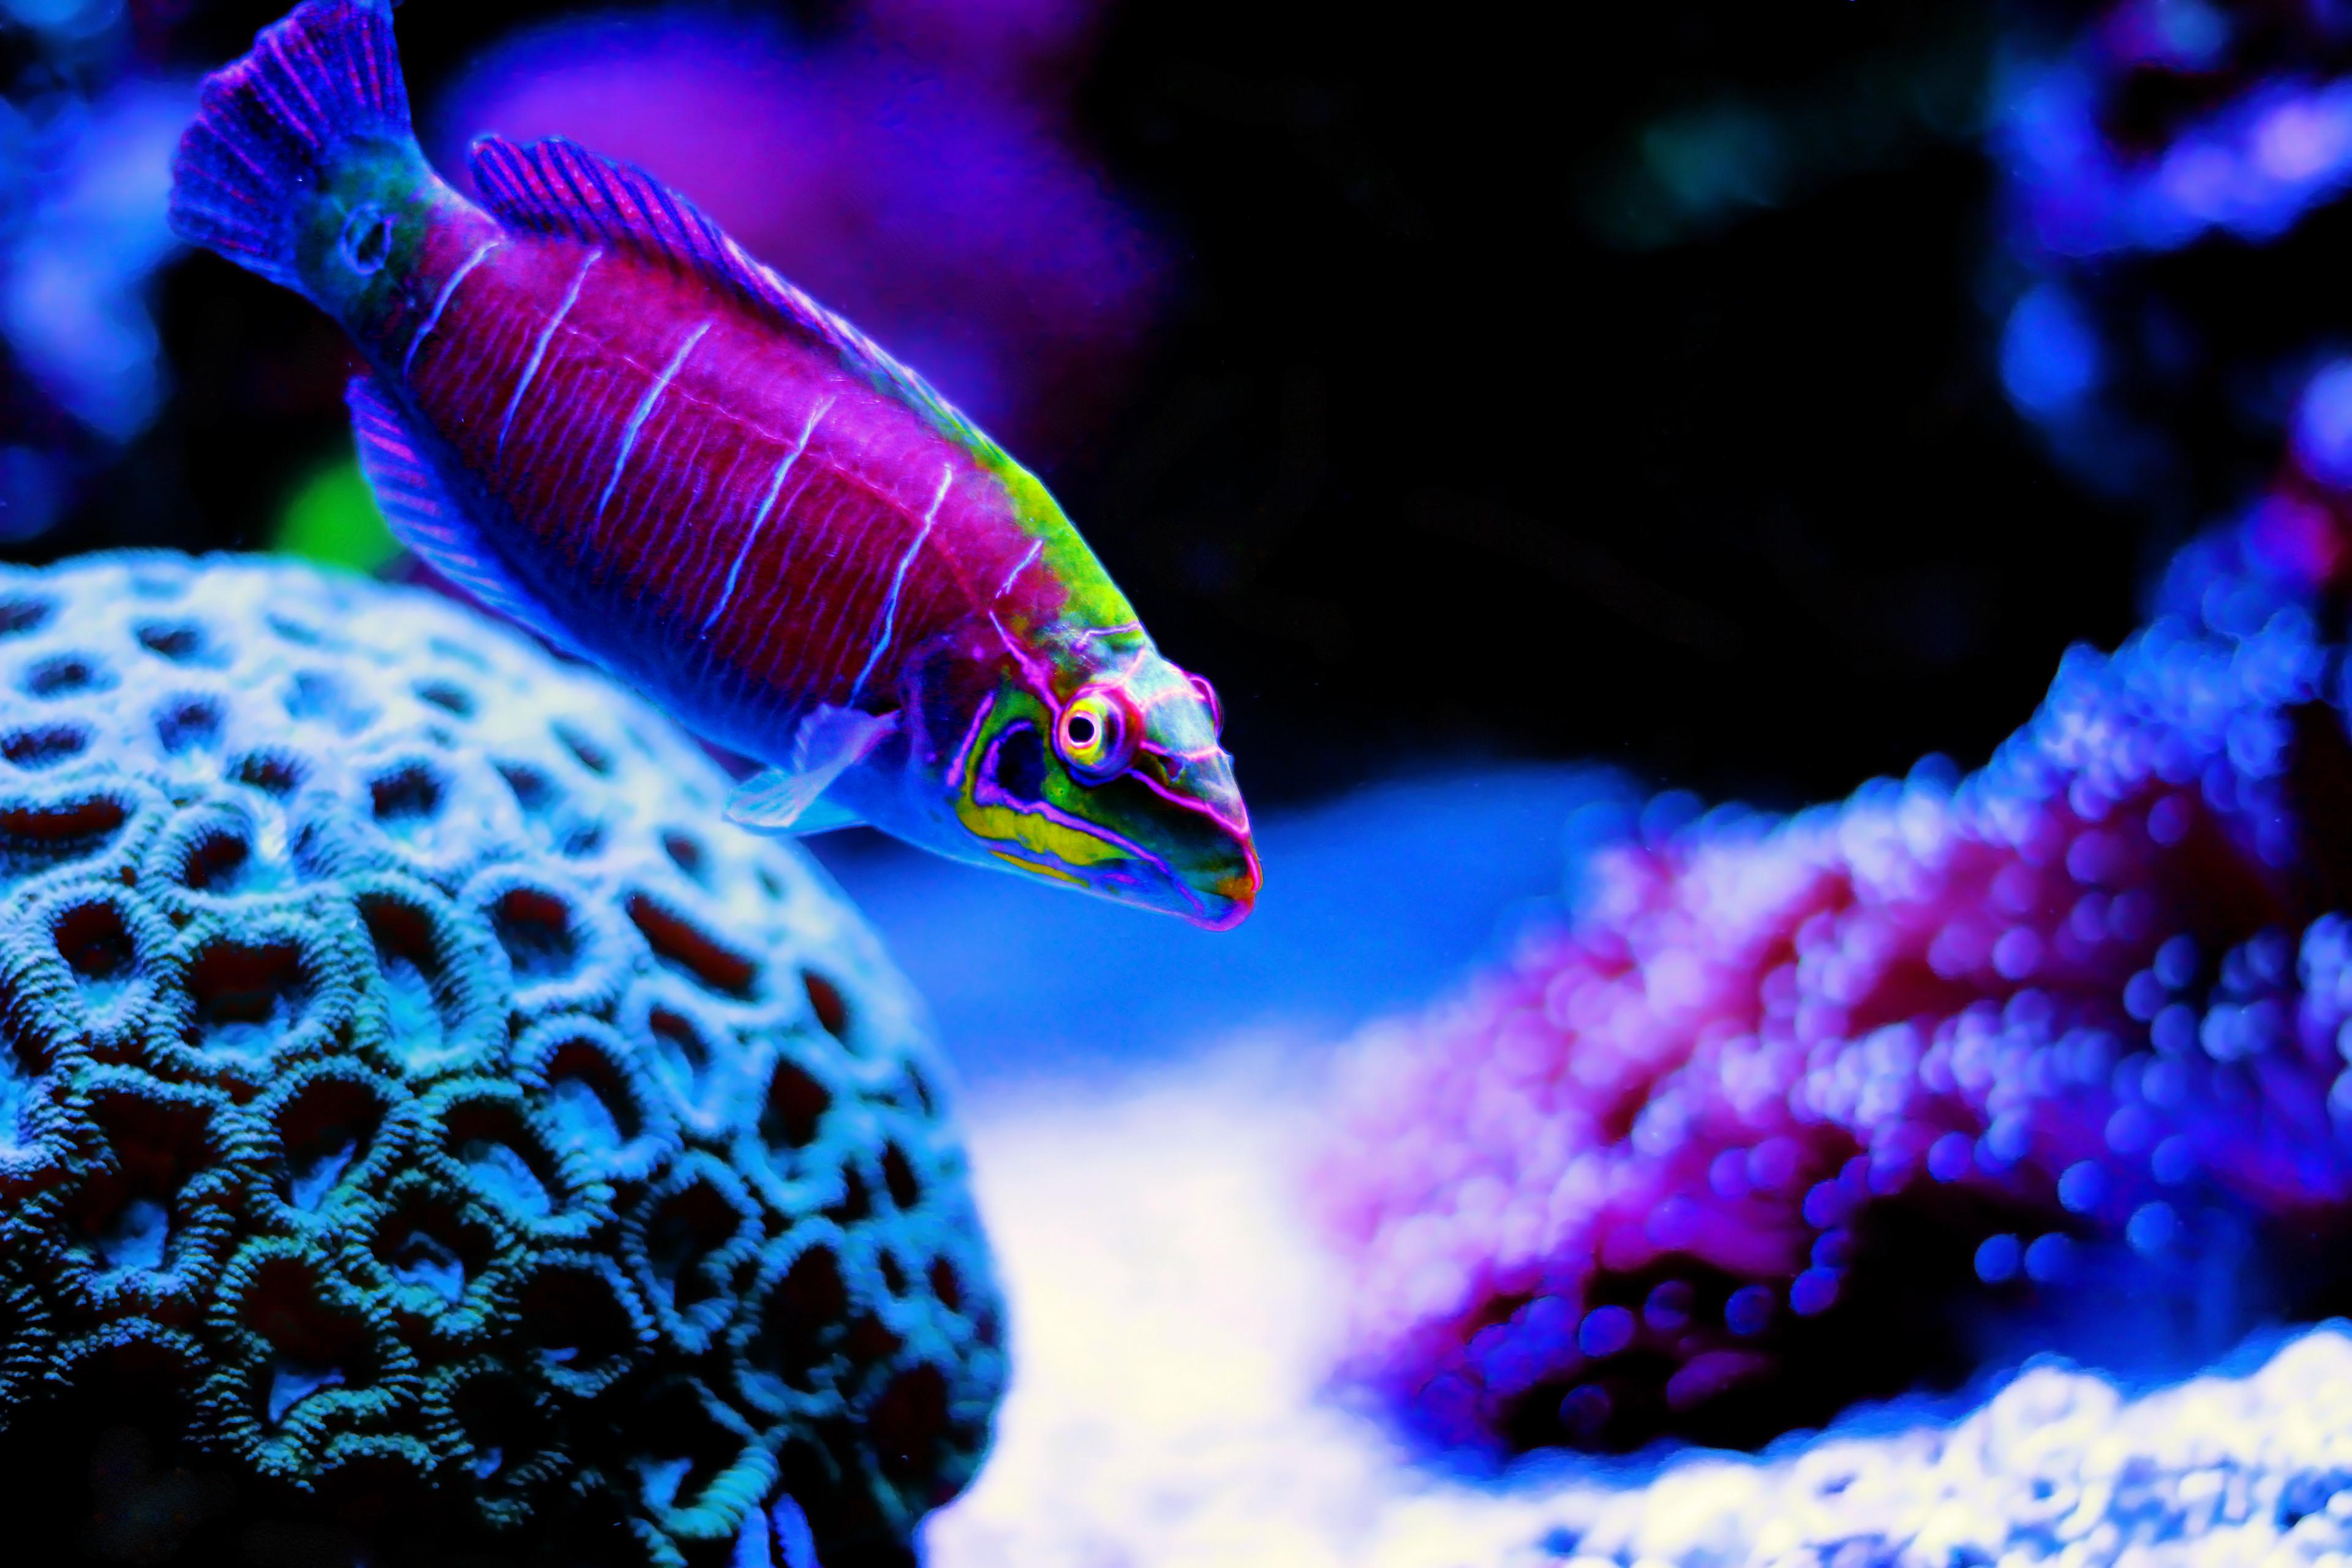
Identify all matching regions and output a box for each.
[0,554,1003,1565]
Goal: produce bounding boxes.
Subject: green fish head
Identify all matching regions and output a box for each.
[886,622,1260,929]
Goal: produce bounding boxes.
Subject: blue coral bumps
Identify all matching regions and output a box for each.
[0,552,1004,1565]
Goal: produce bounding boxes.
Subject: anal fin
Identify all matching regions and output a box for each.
[345,373,587,658]
[726,706,896,834]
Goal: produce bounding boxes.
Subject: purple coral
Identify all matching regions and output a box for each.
[0,554,1002,1564]
[1987,1,2352,506]
[1315,451,2352,1455]
[1999,1,2352,260]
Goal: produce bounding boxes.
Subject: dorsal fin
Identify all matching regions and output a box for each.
[467,134,984,448]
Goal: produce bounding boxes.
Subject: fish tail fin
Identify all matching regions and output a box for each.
[168,0,415,291]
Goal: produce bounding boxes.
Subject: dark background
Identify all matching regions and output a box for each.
[13,1,2199,813]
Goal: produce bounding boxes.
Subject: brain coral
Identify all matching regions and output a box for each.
[0,552,1003,1566]
[1316,469,2352,1458]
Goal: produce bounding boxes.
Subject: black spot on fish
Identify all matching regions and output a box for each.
[989,723,1047,804]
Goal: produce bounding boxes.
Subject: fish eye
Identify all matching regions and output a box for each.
[1187,673,1223,736]
[339,203,395,274]
[1055,687,1138,784]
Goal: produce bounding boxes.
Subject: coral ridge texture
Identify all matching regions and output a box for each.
[0,551,1003,1566]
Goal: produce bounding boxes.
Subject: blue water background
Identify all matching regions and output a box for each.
[807,764,1638,1091]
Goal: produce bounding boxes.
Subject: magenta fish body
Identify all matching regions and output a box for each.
[170,0,1259,928]
[387,208,1047,748]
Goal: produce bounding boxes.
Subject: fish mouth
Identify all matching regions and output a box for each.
[973,807,1259,927]
[1062,836,1257,928]
[1175,839,1261,931]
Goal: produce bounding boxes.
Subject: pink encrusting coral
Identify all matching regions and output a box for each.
[1316,447,2352,1455]
[0,553,1003,1565]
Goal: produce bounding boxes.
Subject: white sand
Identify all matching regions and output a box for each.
[926,1047,2352,1568]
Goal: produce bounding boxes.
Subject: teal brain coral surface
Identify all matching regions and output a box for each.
[0,552,1004,1566]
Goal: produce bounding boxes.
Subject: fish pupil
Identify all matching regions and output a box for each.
[339,205,394,275]
[1068,713,1097,747]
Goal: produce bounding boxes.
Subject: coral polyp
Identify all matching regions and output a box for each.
[1316,475,2352,1457]
[0,552,1002,1564]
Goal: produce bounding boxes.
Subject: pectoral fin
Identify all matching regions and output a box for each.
[725,706,897,832]
[785,798,866,836]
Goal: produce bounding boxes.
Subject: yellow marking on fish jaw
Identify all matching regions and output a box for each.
[989,849,1084,886]
[953,794,1128,870]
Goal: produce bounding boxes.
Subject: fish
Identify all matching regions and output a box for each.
[167,0,1259,929]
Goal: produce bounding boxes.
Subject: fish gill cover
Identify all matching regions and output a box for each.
[0,551,1003,1564]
